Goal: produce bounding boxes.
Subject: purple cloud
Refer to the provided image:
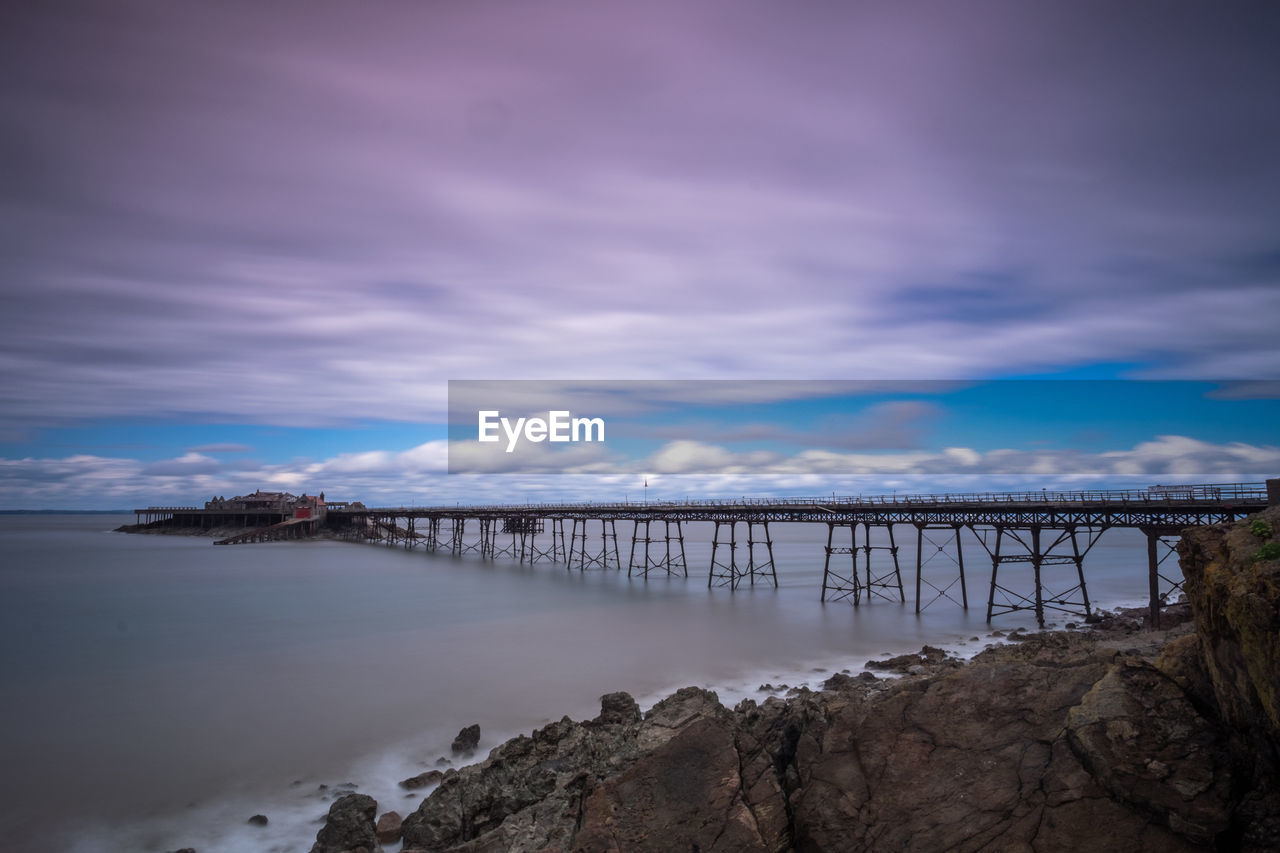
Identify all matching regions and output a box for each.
[1,1,1277,438]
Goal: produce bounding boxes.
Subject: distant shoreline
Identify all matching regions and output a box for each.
[0,509,131,515]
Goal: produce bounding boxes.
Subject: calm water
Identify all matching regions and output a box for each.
[0,515,1158,852]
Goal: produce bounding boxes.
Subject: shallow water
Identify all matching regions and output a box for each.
[0,515,1158,851]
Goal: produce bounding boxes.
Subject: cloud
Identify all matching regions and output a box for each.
[139,452,222,477]
[186,443,252,454]
[1,2,1278,436]
[2,431,1276,510]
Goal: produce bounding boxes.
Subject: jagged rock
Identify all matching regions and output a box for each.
[451,723,481,756]
[1178,506,1280,748]
[400,688,728,852]
[789,644,1198,852]
[592,691,640,726]
[1066,661,1233,843]
[864,652,921,672]
[821,671,854,690]
[375,811,402,844]
[399,770,443,789]
[573,714,783,852]
[311,793,380,853]
[921,644,948,662]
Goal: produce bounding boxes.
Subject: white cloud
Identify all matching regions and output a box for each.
[4,435,1275,510]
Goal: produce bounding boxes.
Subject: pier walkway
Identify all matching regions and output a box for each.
[137,480,1276,627]
[331,481,1274,628]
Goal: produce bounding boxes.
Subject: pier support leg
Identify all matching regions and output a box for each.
[1147,529,1161,630]
[709,521,741,589]
[820,523,860,603]
[986,528,1003,622]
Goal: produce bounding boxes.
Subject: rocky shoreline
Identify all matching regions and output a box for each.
[289,507,1279,853]
[145,508,1278,853]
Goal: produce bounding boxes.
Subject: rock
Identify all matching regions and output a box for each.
[789,640,1198,852]
[1066,661,1234,843]
[1179,506,1280,747]
[451,723,481,756]
[865,652,922,672]
[310,793,379,853]
[592,691,640,726]
[574,714,782,852]
[399,770,443,789]
[822,671,854,690]
[400,688,733,852]
[375,811,402,844]
[247,814,268,827]
[921,644,948,662]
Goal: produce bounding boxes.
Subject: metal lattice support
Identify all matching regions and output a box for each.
[485,517,519,560]
[431,517,469,556]
[509,516,553,564]
[861,522,904,602]
[708,520,739,588]
[914,523,968,613]
[978,525,1098,626]
[628,519,652,577]
[1142,527,1186,629]
[628,519,689,578]
[567,518,620,570]
[820,522,861,603]
[550,518,569,563]
[746,521,778,587]
[709,520,776,589]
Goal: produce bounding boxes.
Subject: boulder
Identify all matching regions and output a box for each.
[399,770,443,790]
[451,723,481,756]
[592,691,641,726]
[311,793,379,853]
[864,652,921,672]
[375,811,402,844]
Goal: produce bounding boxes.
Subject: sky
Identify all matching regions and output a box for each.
[2,1,1279,509]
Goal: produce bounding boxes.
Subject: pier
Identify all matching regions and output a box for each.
[134,480,1276,627]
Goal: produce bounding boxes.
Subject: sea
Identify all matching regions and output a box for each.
[0,514,1161,852]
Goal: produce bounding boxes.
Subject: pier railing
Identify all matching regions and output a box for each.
[366,482,1267,514]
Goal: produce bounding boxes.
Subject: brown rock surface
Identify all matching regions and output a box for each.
[375,810,402,844]
[399,770,443,790]
[1066,660,1233,843]
[1178,505,1280,747]
[788,636,1196,852]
